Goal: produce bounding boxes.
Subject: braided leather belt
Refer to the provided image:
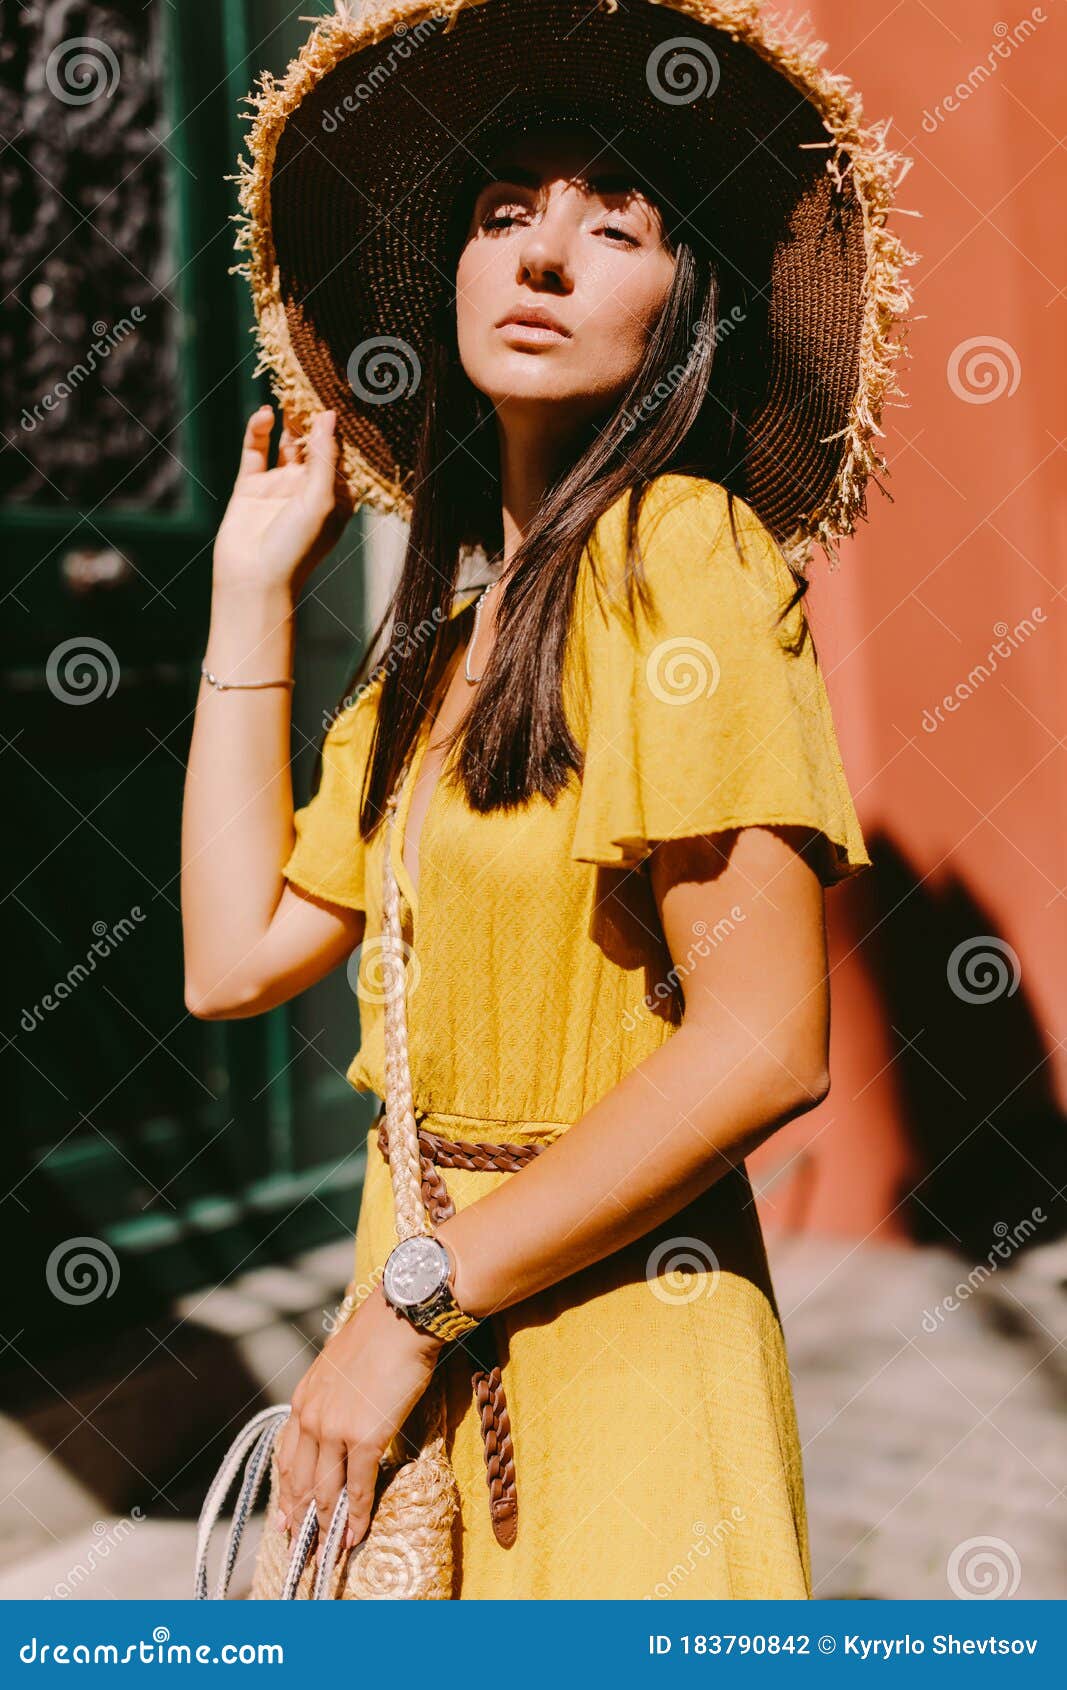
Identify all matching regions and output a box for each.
[374,1105,546,1550]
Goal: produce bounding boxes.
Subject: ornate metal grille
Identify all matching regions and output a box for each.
[0,0,183,507]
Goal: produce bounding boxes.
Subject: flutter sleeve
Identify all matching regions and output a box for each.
[281,679,382,910]
[566,475,872,888]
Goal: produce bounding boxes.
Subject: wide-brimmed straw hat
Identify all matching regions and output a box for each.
[230,0,918,571]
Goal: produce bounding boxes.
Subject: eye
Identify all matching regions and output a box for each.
[481,200,531,232]
[598,225,639,246]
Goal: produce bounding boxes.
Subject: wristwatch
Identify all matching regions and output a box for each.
[381,1234,481,1342]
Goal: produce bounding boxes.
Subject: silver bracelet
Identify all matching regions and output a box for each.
[200,662,294,692]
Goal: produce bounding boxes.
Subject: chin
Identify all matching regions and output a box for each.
[485,366,592,406]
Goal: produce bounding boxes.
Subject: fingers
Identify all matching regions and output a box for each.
[313,1440,348,1544]
[281,1412,369,1562]
[236,402,330,484]
[302,408,339,508]
[273,1410,299,1530]
[237,404,341,490]
[312,1433,350,1548]
[275,1413,319,1534]
[277,406,301,468]
[331,449,356,523]
[236,404,274,479]
[343,1441,379,1552]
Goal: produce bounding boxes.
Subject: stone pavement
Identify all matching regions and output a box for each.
[774,1231,1066,1600]
[1,1234,1063,1600]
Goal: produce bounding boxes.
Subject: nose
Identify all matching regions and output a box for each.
[515,193,574,292]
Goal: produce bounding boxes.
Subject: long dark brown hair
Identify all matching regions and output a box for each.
[320,130,811,839]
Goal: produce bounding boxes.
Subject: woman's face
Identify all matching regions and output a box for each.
[455,126,677,434]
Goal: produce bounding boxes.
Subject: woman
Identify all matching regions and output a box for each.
[183,0,913,1599]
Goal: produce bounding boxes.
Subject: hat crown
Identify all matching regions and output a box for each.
[232,0,917,569]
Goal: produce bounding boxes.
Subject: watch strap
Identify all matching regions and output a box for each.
[419,1296,482,1343]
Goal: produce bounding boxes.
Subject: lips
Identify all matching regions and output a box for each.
[496,309,571,338]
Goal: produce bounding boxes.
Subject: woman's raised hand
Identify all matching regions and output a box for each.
[212,404,355,597]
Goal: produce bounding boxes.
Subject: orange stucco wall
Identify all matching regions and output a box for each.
[751,0,1066,1243]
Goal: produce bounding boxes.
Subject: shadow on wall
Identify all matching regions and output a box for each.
[862,830,1067,1260]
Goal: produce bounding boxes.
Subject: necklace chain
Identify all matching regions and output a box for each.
[464,581,495,685]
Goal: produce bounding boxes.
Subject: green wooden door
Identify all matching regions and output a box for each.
[1,1,371,1366]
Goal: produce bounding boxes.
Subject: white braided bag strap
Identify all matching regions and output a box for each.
[196,758,450,1603]
[379,762,449,1457]
[194,1406,289,1598]
[381,765,433,1244]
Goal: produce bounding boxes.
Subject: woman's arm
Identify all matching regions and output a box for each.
[274,819,831,1550]
[436,821,831,1315]
[181,404,365,1019]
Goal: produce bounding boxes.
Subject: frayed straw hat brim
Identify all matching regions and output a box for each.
[230,0,918,570]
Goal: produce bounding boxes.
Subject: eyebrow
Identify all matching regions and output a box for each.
[479,164,639,196]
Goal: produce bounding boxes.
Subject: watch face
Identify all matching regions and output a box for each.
[384,1237,449,1310]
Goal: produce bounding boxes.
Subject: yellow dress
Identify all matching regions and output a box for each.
[281,474,871,1599]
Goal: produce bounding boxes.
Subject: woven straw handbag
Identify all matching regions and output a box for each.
[194,761,459,1599]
